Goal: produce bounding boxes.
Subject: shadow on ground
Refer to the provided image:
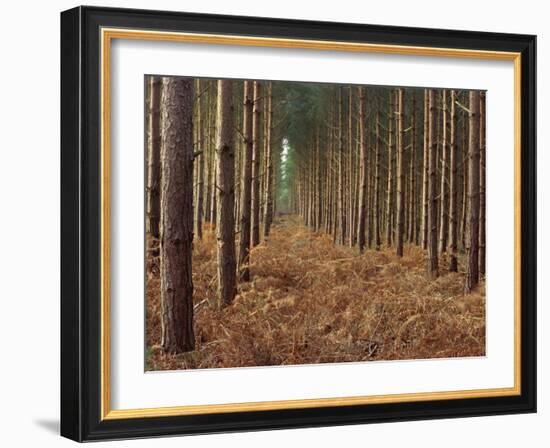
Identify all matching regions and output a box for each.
[33,419,59,435]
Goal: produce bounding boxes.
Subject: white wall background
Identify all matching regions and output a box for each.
[0,0,545,446]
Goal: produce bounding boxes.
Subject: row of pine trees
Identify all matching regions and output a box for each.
[146,77,280,353]
[287,86,485,289]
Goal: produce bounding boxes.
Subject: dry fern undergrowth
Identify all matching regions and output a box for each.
[146,215,485,371]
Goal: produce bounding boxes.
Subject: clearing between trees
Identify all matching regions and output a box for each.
[146,215,485,371]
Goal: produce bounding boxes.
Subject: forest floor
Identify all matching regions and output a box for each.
[146,215,485,371]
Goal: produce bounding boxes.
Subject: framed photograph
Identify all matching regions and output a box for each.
[60,6,536,441]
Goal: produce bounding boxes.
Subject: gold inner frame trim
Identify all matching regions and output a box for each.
[100,27,522,421]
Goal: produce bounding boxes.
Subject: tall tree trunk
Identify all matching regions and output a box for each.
[251,81,262,246]
[159,77,195,353]
[465,91,481,293]
[395,88,405,257]
[238,81,253,282]
[233,96,241,233]
[427,89,439,279]
[216,80,237,306]
[210,163,217,228]
[306,147,312,226]
[325,119,332,234]
[209,82,218,227]
[438,90,449,254]
[366,121,374,248]
[408,94,417,244]
[448,91,459,272]
[374,111,381,250]
[338,87,346,245]
[263,82,274,237]
[421,90,429,250]
[272,141,278,216]
[479,91,486,276]
[348,87,355,247]
[460,114,468,250]
[194,79,205,240]
[357,86,367,253]
[385,90,394,247]
[204,82,213,224]
[146,76,162,240]
[316,132,323,230]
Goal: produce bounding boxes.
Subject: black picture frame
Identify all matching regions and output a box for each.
[61,5,536,442]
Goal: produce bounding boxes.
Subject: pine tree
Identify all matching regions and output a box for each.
[421,90,429,250]
[465,91,481,293]
[159,77,195,353]
[438,90,449,254]
[263,82,274,237]
[357,86,368,253]
[448,91,459,272]
[238,81,254,282]
[385,90,394,247]
[216,80,237,305]
[479,91,486,276]
[251,81,262,246]
[427,89,439,279]
[395,88,405,256]
[146,76,162,240]
[194,79,205,240]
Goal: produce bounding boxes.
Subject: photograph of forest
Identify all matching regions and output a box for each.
[145,76,486,371]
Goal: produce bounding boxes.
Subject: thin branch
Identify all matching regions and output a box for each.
[454,100,471,114]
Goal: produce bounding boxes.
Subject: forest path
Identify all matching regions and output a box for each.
[146,215,485,370]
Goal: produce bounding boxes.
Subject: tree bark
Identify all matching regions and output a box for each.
[209,82,218,228]
[408,94,417,244]
[357,86,367,253]
[194,79,205,240]
[427,89,439,279]
[238,81,253,282]
[210,163,217,228]
[448,91,459,272]
[479,91,486,276]
[146,76,162,240]
[460,113,468,250]
[234,97,242,233]
[438,90,449,254]
[348,87,355,247]
[395,88,405,256]
[204,81,213,224]
[374,111,381,250]
[251,81,262,246]
[385,90,394,247]
[216,80,237,306]
[338,87,346,245]
[325,120,332,235]
[366,119,374,248]
[421,90,429,250]
[465,91,481,293]
[316,131,323,231]
[263,82,274,237]
[159,77,195,353]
